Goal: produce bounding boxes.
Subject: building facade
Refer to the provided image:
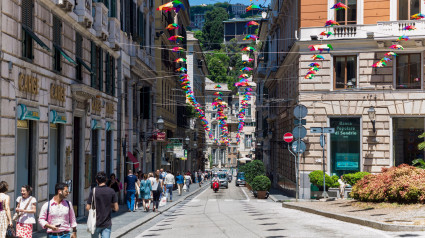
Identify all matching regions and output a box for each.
[223,18,259,44]
[255,0,425,198]
[231,3,247,17]
[0,0,121,219]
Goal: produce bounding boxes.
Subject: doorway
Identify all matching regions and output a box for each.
[49,124,62,199]
[73,117,81,216]
[16,120,36,194]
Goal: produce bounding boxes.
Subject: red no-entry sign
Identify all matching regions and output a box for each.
[284,133,294,143]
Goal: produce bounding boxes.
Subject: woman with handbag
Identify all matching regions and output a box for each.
[14,185,36,238]
[151,174,162,212]
[0,181,13,238]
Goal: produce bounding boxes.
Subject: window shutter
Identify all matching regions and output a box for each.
[110,0,116,17]
[22,0,33,29]
[130,2,138,38]
[99,48,103,91]
[105,52,110,94]
[125,0,131,35]
[91,41,97,88]
[111,57,115,96]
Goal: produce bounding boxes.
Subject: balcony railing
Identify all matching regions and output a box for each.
[298,20,425,41]
[74,0,93,28]
[93,2,109,41]
[108,18,120,50]
[53,0,75,11]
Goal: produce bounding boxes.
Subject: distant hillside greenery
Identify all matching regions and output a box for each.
[192,3,258,89]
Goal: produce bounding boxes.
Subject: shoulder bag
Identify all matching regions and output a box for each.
[13,196,32,222]
[87,188,96,234]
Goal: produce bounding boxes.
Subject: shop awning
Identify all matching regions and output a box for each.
[77,57,93,74]
[49,110,67,124]
[106,121,114,131]
[91,119,102,130]
[22,25,51,52]
[54,44,77,65]
[17,104,40,121]
[127,152,140,169]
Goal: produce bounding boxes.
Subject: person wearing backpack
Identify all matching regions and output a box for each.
[86,172,119,238]
[38,182,77,238]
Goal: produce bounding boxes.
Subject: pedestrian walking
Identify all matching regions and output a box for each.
[124,170,138,212]
[106,174,121,194]
[198,171,202,187]
[135,172,143,210]
[86,172,119,238]
[164,171,175,202]
[184,173,192,192]
[151,174,162,212]
[176,172,184,196]
[338,175,347,199]
[140,174,152,212]
[38,182,77,238]
[15,185,36,238]
[0,181,13,238]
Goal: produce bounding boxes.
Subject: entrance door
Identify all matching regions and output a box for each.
[16,121,35,192]
[106,130,112,176]
[330,118,361,176]
[393,117,424,166]
[49,124,61,199]
[73,117,81,216]
[92,129,99,185]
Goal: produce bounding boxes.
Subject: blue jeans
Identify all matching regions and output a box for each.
[166,184,173,201]
[48,234,71,238]
[126,190,136,211]
[92,227,112,238]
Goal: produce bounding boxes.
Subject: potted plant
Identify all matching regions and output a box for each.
[308,170,339,198]
[251,175,271,199]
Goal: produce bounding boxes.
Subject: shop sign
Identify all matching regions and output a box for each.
[50,110,67,124]
[156,132,166,141]
[106,102,114,116]
[92,98,102,114]
[106,121,114,131]
[335,153,359,170]
[50,84,66,102]
[91,119,102,130]
[17,104,40,121]
[18,73,39,95]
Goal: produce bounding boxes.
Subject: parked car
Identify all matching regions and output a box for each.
[217,172,229,188]
[236,172,246,186]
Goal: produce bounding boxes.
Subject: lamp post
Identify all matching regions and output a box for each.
[367,106,376,133]
[156,116,165,170]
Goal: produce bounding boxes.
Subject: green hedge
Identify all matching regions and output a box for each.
[308,170,339,190]
[342,172,370,186]
[251,175,271,191]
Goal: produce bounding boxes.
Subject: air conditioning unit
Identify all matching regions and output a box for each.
[55,0,75,11]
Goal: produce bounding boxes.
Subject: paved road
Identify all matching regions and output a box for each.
[130,182,425,238]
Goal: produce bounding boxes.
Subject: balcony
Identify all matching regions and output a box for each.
[74,0,93,28]
[93,2,109,41]
[53,0,75,11]
[108,18,120,50]
[298,20,425,41]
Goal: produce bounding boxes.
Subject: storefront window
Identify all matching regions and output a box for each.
[393,118,424,166]
[330,118,361,176]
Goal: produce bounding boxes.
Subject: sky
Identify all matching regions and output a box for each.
[188,0,270,7]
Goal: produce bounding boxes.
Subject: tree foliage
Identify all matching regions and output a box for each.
[202,7,229,50]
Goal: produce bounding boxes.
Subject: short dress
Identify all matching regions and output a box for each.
[16,196,36,238]
[0,193,8,238]
[140,180,152,200]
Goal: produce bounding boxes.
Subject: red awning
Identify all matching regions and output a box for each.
[127,152,139,169]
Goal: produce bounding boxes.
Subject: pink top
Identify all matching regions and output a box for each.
[38,198,77,233]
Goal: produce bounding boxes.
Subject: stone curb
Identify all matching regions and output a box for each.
[282,202,425,232]
[113,184,208,238]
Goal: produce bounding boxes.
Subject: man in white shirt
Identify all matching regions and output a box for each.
[164,171,175,202]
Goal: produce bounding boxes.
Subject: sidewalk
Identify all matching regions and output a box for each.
[282,199,425,232]
[33,182,208,238]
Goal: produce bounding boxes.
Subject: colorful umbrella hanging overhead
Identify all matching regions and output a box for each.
[246,21,260,27]
[246,4,262,12]
[166,23,180,30]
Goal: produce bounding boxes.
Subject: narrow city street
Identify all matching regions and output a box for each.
[125,182,423,238]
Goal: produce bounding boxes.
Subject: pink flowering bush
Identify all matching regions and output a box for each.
[351,164,425,203]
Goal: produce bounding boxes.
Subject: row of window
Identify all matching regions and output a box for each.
[21,0,115,96]
[335,54,421,90]
[335,0,420,25]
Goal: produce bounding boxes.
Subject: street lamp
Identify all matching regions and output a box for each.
[367,106,376,133]
[157,116,164,130]
[185,136,190,145]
